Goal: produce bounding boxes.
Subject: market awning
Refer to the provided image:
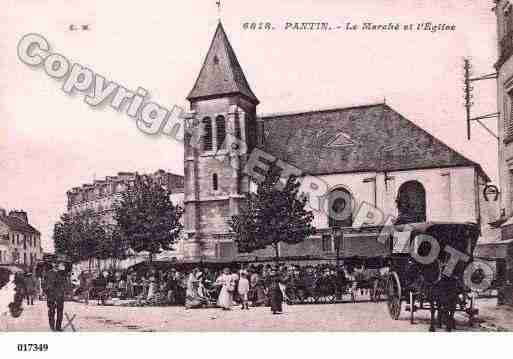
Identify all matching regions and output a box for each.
[475,239,513,259]
[342,232,390,258]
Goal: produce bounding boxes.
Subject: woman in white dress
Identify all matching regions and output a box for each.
[215,268,234,310]
[185,269,206,309]
[0,271,21,331]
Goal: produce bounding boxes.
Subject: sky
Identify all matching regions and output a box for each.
[0,0,499,252]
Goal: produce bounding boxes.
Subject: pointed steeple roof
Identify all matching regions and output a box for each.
[187,22,259,105]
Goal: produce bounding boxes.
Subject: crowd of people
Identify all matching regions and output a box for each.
[70,262,390,311]
[3,272,42,307]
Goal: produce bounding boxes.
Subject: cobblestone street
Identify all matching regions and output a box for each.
[2,299,503,332]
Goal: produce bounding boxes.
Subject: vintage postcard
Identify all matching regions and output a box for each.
[0,0,511,351]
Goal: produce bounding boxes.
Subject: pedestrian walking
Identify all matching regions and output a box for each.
[95,272,108,305]
[215,268,234,310]
[238,271,250,310]
[43,263,68,331]
[269,270,283,315]
[24,273,37,305]
[81,270,93,305]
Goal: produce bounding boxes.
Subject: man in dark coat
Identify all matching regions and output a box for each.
[43,263,68,331]
[269,270,283,314]
[24,273,38,305]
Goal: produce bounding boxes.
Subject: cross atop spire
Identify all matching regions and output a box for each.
[216,0,221,21]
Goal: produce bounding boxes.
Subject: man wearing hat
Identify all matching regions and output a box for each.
[43,262,69,331]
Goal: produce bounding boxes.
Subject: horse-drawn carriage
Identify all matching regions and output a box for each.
[384,222,481,331]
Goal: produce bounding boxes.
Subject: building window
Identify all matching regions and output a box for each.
[23,253,26,265]
[321,234,332,252]
[509,170,513,210]
[202,117,213,151]
[213,173,218,191]
[216,115,226,150]
[217,242,235,259]
[507,92,513,139]
[328,188,353,228]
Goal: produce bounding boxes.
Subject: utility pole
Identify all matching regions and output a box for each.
[464,59,472,140]
[463,58,499,141]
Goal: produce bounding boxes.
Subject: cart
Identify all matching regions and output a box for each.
[384,222,480,329]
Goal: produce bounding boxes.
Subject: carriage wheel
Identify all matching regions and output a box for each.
[386,272,402,320]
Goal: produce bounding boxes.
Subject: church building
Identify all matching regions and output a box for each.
[180,22,494,261]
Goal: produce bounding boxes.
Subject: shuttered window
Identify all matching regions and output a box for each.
[507,94,513,139]
[506,4,513,35]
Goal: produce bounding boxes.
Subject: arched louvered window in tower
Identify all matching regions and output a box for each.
[234,116,241,139]
[213,173,218,191]
[202,117,213,151]
[216,115,226,149]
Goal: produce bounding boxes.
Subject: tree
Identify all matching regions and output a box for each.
[228,164,315,261]
[113,174,183,262]
[54,209,114,270]
[54,212,77,261]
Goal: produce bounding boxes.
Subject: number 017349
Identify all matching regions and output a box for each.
[17,344,49,352]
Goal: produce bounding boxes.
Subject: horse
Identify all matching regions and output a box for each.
[405,259,460,332]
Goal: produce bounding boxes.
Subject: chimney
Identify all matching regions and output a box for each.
[9,210,28,223]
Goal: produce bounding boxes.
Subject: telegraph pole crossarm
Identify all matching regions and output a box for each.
[473,118,499,140]
[469,112,501,121]
[469,73,498,82]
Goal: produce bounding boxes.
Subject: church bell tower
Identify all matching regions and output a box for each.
[183,22,259,260]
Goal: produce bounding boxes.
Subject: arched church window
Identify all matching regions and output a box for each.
[328,187,353,228]
[213,173,218,191]
[216,115,226,150]
[202,117,213,151]
[396,181,426,224]
[234,117,241,139]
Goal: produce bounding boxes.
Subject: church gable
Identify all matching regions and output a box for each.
[261,103,487,178]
